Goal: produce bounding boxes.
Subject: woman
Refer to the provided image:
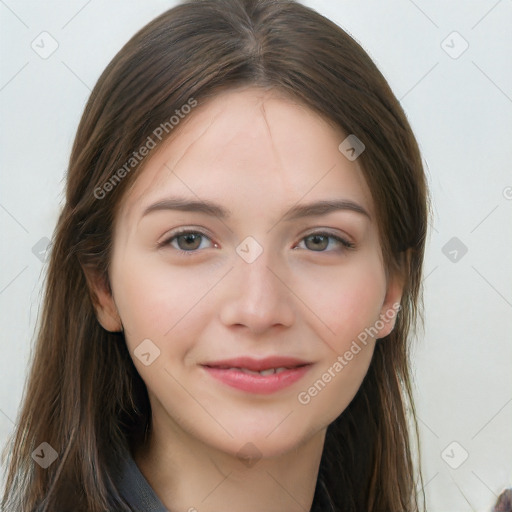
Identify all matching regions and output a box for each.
[1,0,429,510]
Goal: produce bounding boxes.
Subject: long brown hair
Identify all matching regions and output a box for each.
[2,0,428,510]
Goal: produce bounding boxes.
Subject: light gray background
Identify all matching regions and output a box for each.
[1,1,511,510]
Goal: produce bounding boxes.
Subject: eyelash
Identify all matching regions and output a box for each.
[295,231,355,251]
[159,228,355,255]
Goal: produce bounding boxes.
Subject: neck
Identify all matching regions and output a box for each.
[134,413,326,512]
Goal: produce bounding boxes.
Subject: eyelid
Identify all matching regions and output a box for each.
[293,234,355,254]
[157,227,216,250]
[157,227,356,254]
[297,228,355,248]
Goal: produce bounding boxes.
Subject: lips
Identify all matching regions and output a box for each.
[201,356,312,394]
[202,356,310,373]
[216,366,289,376]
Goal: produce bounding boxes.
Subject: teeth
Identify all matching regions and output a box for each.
[238,367,262,375]
[226,366,289,376]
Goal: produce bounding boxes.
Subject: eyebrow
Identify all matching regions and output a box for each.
[141,197,370,220]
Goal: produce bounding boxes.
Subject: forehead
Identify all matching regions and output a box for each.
[117,86,373,223]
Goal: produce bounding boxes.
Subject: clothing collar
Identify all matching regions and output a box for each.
[115,446,169,512]
[114,445,333,512]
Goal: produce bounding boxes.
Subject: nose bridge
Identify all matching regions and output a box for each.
[219,243,294,332]
[240,249,277,296]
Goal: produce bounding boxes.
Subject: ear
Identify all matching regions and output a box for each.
[375,256,408,339]
[82,267,123,332]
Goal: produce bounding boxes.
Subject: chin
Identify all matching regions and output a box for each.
[213,422,324,463]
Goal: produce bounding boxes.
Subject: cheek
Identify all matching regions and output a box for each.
[297,341,375,431]
[110,252,213,353]
[294,261,385,424]
[298,258,386,421]
[293,253,387,351]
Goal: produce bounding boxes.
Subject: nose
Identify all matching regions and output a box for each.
[219,250,295,335]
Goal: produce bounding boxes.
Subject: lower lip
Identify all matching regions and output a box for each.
[202,365,311,394]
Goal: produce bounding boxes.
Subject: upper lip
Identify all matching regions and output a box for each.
[202,356,311,372]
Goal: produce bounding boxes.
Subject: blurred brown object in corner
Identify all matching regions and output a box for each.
[493,489,512,512]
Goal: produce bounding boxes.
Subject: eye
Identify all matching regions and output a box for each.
[295,232,355,252]
[160,229,216,253]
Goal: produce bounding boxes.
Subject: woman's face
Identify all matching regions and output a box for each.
[97,87,402,459]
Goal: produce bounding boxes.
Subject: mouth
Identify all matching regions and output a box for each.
[201,356,313,394]
[207,366,298,375]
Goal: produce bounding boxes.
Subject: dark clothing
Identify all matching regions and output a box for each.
[114,446,334,512]
[115,448,169,512]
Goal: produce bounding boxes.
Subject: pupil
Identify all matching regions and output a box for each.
[179,233,201,250]
[307,235,327,251]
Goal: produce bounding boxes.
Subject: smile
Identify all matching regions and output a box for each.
[201,356,313,394]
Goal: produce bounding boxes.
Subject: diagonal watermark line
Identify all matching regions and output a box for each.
[471,0,503,29]
[201,471,233,502]
[422,265,438,283]
[265,266,336,336]
[470,205,499,233]
[451,479,477,512]
[0,62,29,92]
[472,61,512,104]
[417,471,438,495]
[164,267,234,336]
[0,0,29,28]
[417,415,439,438]
[61,60,91,91]
[0,266,28,295]
[0,408,16,426]
[0,203,29,233]
[265,470,309,511]
[471,470,498,498]
[406,0,439,28]
[266,164,337,234]
[163,367,234,439]
[471,266,512,308]
[400,62,439,101]
[266,410,294,438]
[164,164,233,234]
[471,396,512,439]
[61,0,93,29]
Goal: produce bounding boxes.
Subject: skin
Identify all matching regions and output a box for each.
[90,86,402,512]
